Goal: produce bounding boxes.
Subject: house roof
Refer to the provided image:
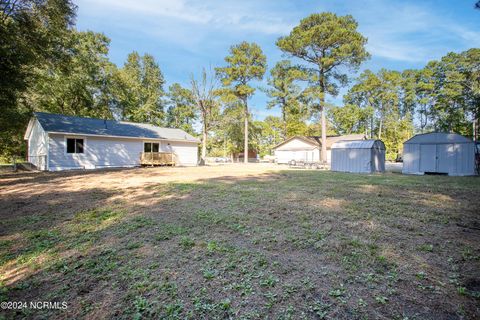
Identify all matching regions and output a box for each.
[29,112,200,143]
[331,139,385,150]
[273,134,366,150]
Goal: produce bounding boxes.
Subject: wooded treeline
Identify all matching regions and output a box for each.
[1,0,478,161]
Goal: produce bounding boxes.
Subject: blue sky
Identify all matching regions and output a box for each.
[76,0,480,120]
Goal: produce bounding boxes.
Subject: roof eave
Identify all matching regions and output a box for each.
[45,131,200,144]
[273,136,319,150]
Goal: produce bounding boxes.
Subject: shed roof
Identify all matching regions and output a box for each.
[273,134,365,150]
[404,132,472,144]
[331,140,385,150]
[30,112,200,143]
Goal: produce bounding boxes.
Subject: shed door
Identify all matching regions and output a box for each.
[420,144,437,172]
[437,144,454,174]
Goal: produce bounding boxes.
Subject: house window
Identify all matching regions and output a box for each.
[66,138,84,154]
[144,142,159,153]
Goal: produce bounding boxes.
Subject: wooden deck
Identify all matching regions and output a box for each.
[140,152,176,166]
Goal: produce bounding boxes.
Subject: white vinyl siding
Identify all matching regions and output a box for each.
[275,149,319,164]
[170,141,198,166]
[47,134,198,171]
[274,138,320,164]
[48,134,143,170]
[275,138,316,151]
[27,119,48,170]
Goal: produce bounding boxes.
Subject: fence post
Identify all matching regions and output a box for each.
[13,155,17,172]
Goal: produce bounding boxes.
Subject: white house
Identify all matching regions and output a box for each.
[24,112,200,171]
[273,134,366,164]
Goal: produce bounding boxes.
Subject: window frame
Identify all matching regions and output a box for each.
[64,136,86,155]
[143,141,161,153]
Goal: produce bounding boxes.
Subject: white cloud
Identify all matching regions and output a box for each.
[77,0,294,35]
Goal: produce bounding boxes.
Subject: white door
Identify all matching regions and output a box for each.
[437,144,454,174]
[420,144,437,172]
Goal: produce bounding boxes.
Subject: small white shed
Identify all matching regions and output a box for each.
[331,140,386,173]
[402,132,476,176]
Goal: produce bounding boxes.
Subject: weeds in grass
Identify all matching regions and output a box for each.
[162,300,184,318]
[309,300,331,319]
[126,241,142,250]
[329,285,346,299]
[418,244,434,252]
[156,224,188,241]
[260,274,279,287]
[179,236,195,249]
[375,296,389,304]
[458,286,467,296]
[202,268,217,280]
[133,296,150,320]
[263,291,278,309]
[358,298,367,308]
[416,271,426,280]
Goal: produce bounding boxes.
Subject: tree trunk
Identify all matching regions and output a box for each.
[370,116,374,139]
[282,107,287,140]
[378,118,383,140]
[473,121,476,142]
[201,113,207,160]
[420,105,427,133]
[319,72,327,164]
[320,106,327,163]
[223,135,227,158]
[244,99,249,164]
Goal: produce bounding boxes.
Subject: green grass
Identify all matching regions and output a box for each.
[0,169,479,319]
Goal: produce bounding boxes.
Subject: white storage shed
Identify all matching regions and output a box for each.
[331,140,386,173]
[402,132,476,176]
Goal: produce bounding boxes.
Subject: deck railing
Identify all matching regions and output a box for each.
[140,152,176,166]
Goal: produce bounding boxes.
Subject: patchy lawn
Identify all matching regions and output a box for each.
[0,164,479,319]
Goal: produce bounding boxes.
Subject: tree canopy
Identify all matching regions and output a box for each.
[190,68,219,161]
[112,52,166,126]
[277,13,370,162]
[265,60,309,139]
[216,41,266,163]
[0,4,478,163]
[0,0,77,157]
[166,83,197,135]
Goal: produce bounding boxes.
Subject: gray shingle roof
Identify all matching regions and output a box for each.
[34,112,200,143]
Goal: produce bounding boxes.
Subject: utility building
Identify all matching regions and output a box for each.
[331,140,386,173]
[402,132,476,176]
